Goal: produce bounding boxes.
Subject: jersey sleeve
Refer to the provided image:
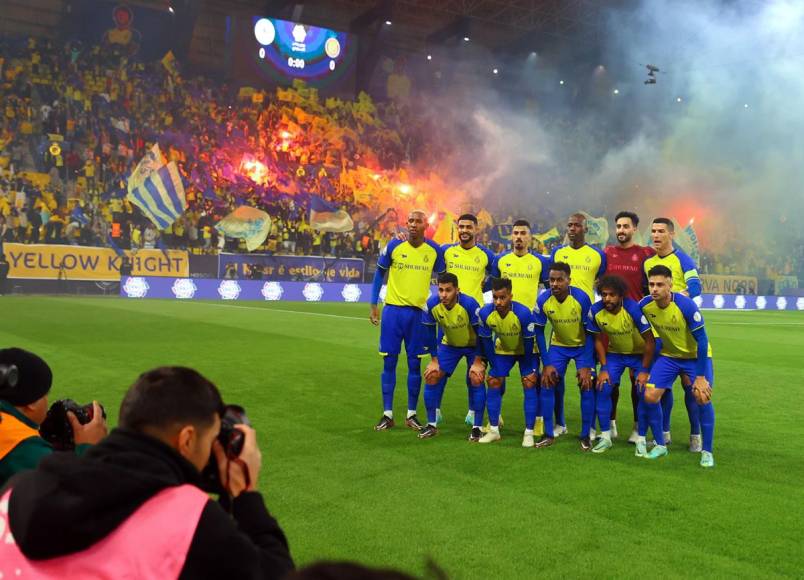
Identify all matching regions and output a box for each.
[462,295,481,326]
[625,298,651,334]
[677,294,705,332]
[477,305,493,337]
[595,245,607,277]
[490,254,501,278]
[677,250,700,281]
[549,246,558,265]
[516,304,535,339]
[572,286,593,324]
[422,295,439,325]
[533,293,548,326]
[537,253,551,283]
[587,302,603,333]
[377,238,400,270]
[432,240,447,273]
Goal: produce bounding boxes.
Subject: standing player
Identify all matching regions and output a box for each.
[550,213,607,302]
[643,217,702,445]
[533,262,596,450]
[441,214,496,426]
[643,218,701,298]
[420,273,486,440]
[476,278,538,445]
[490,219,550,432]
[638,265,716,467]
[587,275,656,453]
[370,210,446,431]
[604,211,655,443]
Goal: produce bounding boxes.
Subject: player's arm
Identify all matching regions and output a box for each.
[469,322,486,385]
[679,252,702,298]
[538,254,551,287]
[369,266,387,325]
[576,292,595,389]
[690,327,711,402]
[636,330,655,389]
[594,333,609,389]
[596,246,607,278]
[533,301,556,387]
[521,334,538,387]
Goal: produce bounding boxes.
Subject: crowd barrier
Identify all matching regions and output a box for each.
[119,277,804,310]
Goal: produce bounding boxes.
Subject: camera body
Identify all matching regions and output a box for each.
[200,404,249,494]
[39,399,106,451]
[0,363,19,390]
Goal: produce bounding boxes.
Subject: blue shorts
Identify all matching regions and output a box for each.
[489,354,540,379]
[648,356,714,390]
[379,305,427,357]
[548,345,595,378]
[437,344,476,376]
[604,353,643,386]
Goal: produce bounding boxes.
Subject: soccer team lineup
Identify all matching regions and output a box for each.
[368,211,715,467]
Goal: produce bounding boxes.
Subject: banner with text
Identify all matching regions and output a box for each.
[5,243,189,280]
[701,275,758,295]
[217,253,364,282]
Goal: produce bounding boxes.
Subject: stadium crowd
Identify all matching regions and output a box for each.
[0,35,801,283]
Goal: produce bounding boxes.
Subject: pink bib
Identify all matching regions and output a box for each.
[0,484,209,579]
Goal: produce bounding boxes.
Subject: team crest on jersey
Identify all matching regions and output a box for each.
[474,256,481,263]
[671,314,677,322]
[585,256,591,263]
[527,264,533,270]
[456,314,464,323]
[527,323,535,332]
[693,311,702,322]
[423,255,429,263]
[632,254,639,261]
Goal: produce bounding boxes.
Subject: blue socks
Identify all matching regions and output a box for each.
[580,387,595,437]
[596,382,613,432]
[523,386,538,430]
[661,388,674,433]
[699,402,715,452]
[486,385,503,427]
[470,385,486,427]
[381,354,398,412]
[540,387,555,437]
[554,377,566,428]
[637,395,649,437]
[646,401,665,445]
[684,386,702,435]
[406,355,422,412]
[424,382,439,424]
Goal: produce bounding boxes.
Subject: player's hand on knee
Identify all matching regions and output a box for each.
[692,377,712,404]
[469,363,485,386]
[541,365,557,388]
[636,371,650,391]
[644,387,662,404]
[578,368,593,390]
[487,376,502,389]
[596,370,610,391]
[521,372,538,388]
[424,361,440,383]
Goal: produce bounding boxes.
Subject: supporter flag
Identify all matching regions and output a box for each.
[489,223,513,244]
[215,206,272,252]
[579,212,609,247]
[674,218,701,263]
[534,227,560,245]
[70,205,89,226]
[127,162,187,229]
[106,234,126,258]
[128,144,163,196]
[309,195,354,233]
[161,51,179,77]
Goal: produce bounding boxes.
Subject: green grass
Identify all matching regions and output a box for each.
[1,296,803,578]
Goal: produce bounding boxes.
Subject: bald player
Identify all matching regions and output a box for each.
[550,213,607,302]
[370,210,446,432]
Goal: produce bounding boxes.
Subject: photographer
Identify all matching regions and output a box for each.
[0,366,294,579]
[0,348,107,487]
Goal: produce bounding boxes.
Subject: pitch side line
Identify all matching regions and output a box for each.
[187,301,366,321]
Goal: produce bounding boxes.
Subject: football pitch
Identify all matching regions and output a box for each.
[2,296,803,578]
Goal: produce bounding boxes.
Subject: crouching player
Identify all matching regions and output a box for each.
[420,273,486,440]
[533,262,596,450]
[587,275,655,453]
[476,278,539,445]
[638,265,716,468]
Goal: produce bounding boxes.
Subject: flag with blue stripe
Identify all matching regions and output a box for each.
[127,162,187,229]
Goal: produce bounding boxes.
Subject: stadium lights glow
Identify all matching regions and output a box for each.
[463,36,470,42]
[427,54,432,61]
[559,80,565,85]
[493,68,499,75]
[385,20,392,25]
[168,5,174,13]
[398,184,412,195]
[744,103,750,108]
[613,88,620,95]
[677,97,683,102]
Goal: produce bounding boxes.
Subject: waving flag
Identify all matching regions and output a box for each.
[127,144,163,197]
[309,195,353,233]
[127,162,187,229]
[215,206,272,251]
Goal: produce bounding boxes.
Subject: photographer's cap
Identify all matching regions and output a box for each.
[0,348,53,406]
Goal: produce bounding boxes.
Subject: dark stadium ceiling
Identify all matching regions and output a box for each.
[198,0,623,53]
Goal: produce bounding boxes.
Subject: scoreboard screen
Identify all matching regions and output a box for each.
[230,16,358,95]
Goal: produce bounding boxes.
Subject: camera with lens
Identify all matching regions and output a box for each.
[200,404,250,494]
[39,399,106,451]
[0,363,19,390]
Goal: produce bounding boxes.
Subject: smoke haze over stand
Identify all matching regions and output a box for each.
[399,0,804,261]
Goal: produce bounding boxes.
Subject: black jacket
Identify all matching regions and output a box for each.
[4,428,294,579]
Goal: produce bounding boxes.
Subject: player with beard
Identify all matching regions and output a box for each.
[604,211,655,443]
